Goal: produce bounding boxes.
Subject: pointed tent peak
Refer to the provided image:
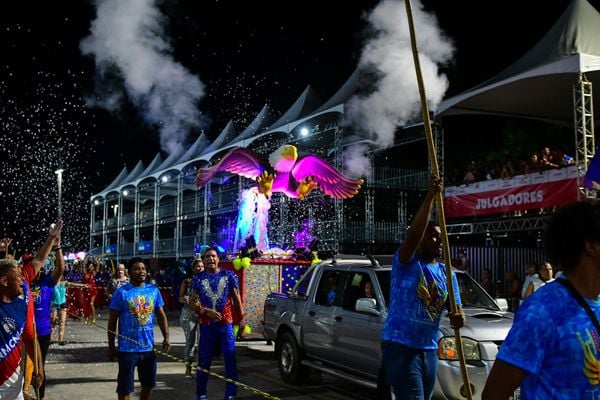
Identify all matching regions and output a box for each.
[175,132,208,165]
[150,144,187,175]
[201,120,237,155]
[139,153,163,178]
[560,0,600,56]
[103,166,129,192]
[231,104,274,143]
[313,68,362,114]
[122,160,146,184]
[434,0,600,125]
[472,0,600,89]
[268,85,323,131]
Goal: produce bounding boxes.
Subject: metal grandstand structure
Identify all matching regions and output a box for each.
[89,75,430,261]
[89,0,598,262]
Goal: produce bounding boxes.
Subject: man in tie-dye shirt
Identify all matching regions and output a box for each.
[108,257,170,400]
[484,199,600,399]
[381,176,464,400]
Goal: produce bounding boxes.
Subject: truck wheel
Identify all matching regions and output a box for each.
[276,331,310,384]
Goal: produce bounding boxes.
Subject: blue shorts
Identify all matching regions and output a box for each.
[116,351,157,395]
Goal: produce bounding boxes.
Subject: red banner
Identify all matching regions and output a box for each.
[444,169,578,217]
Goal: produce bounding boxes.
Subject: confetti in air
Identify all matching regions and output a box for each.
[208,71,269,129]
[0,71,94,254]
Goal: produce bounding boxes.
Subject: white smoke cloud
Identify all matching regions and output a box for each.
[345,0,454,151]
[81,0,209,154]
[342,144,372,179]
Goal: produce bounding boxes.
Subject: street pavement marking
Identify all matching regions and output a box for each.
[81,314,281,400]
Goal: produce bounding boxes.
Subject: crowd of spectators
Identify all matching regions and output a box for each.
[59,258,187,315]
[446,145,576,187]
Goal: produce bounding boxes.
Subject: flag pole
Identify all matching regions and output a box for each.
[403,1,473,398]
[34,321,41,400]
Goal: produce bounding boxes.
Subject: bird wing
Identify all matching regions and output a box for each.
[195,148,268,188]
[291,155,364,199]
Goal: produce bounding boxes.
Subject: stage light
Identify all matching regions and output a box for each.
[94,199,99,205]
[300,127,309,137]
[122,190,129,196]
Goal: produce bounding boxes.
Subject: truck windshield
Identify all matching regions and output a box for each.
[375,270,500,311]
[455,272,500,310]
[376,271,391,306]
[293,267,315,297]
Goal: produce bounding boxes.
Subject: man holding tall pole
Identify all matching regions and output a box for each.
[392,0,472,397]
[381,175,465,399]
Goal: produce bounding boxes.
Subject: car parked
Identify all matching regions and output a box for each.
[263,255,516,399]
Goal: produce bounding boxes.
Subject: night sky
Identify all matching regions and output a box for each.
[0,0,586,252]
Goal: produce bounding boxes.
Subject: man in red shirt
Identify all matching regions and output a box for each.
[0,220,62,399]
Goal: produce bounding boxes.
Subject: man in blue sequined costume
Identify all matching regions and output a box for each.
[191,248,245,400]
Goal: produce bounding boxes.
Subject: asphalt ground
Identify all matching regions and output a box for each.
[31,309,280,400]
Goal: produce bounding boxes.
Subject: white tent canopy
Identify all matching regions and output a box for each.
[436,0,600,126]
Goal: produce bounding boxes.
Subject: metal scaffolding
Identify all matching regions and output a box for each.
[573,73,596,199]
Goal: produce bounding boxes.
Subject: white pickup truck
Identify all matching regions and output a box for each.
[262,254,516,399]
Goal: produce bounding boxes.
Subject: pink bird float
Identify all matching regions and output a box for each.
[195,144,364,200]
[195,144,364,253]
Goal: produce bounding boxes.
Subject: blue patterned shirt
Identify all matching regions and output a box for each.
[31,273,56,336]
[109,283,164,352]
[382,250,461,350]
[498,278,600,399]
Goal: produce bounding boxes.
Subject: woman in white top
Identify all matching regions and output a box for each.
[105,263,129,303]
[522,261,554,301]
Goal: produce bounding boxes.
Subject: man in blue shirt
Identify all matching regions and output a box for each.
[28,243,65,399]
[107,257,171,400]
[382,175,465,400]
[483,199,600,399]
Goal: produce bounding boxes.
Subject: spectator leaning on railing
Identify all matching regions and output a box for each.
[452,144,576,187]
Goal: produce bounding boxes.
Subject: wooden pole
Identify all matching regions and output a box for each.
[22,345,28,398]
[34,321,41,400]
[403,1,473,398]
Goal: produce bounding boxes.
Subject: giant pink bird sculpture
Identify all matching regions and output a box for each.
[195,144,363,199]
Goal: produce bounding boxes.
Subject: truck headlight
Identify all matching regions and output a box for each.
[438,337,480,361]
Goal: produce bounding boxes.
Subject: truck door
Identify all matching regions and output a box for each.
[330,271,383,378]
[302,270,346,362]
